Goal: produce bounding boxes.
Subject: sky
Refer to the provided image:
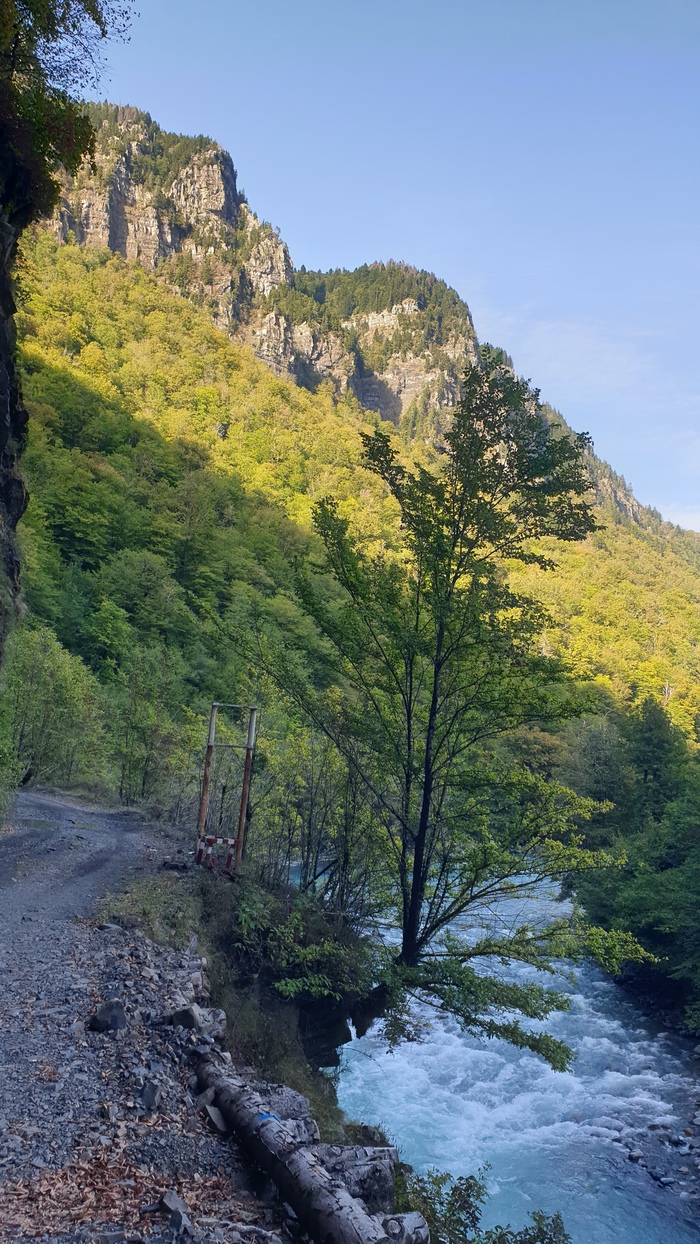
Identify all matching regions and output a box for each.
[96,0,700,527]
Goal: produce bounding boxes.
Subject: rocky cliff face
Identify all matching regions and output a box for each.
[54,106,293,333]
[52,106,479,434]
[0,204,29,655]
[50,104,663,530]
[238,292,477,428]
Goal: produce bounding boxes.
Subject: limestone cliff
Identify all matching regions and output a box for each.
[52,105,479,435]
[53,105,293,333]
[51,104,666,531]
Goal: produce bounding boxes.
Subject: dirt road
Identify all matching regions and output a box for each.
[0,791,278,1243]
[0,790,147,930]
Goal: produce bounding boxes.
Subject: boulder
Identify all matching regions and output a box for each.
[88,1001,127,1032]
[170,1003,205,1030]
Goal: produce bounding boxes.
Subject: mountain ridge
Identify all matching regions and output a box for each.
[52,102,699,562]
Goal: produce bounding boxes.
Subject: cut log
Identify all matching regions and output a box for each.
[197,1055,429,1244]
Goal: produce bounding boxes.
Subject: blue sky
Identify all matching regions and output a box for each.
[98,0,700,527]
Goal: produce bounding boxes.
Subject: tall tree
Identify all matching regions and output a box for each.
[266,360,645,1066]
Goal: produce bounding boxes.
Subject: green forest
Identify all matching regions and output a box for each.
[1,226,698,1036]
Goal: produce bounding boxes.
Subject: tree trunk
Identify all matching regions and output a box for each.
[401,640,444,966]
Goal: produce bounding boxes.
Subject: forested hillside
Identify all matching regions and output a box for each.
[2,225,699,1026]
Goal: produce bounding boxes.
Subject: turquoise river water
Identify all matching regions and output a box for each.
[337,934,699,1243]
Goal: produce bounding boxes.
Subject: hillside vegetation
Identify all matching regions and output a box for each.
[8,230,396,800]
[3,226,700,1024]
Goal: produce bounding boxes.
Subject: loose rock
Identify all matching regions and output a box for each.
[89,1001,128,1033]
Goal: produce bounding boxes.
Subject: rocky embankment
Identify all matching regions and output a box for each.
[0,916,286,1242]
[0,792,423,1244]
[618,1061,700,1195]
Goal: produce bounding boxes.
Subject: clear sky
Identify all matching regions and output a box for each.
[96,0,700,527]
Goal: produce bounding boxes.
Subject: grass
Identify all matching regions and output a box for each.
[97,870,203,948]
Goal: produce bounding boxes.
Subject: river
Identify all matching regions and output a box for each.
[336,915,699,1243]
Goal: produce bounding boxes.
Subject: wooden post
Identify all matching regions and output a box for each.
[196,703,218,840]
[234,706,257,874]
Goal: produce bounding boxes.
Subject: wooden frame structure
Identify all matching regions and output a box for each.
[195,702,258,875]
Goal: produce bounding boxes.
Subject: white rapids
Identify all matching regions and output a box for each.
[337,951,699,1243]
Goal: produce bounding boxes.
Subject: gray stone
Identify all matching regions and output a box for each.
[205,1104,228,1134]
[382,1213,430,1244]
[170,1003,205,1030]
[139,1080,161,1112]
[88,1000,127,1032]
[195,1086,216,1109]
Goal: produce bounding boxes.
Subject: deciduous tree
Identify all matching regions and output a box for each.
[268,360,646,1066]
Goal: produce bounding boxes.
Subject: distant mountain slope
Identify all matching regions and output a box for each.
[52,104,478,430]
[55,107,698,535]
[15,232,700,738]
[44,103,700,733]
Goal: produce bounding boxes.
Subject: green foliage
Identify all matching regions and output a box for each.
[13,229,386,806]
[574,707,700,1024]
[0,2,129,228]
[201,876,373,1005]
[0,623,106,787]
[512,510,700,736]
[290,261,470,333]
[398,1167,570,1244]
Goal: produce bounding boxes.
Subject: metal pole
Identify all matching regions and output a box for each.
[234,707,258,874]
[196,703,218,840]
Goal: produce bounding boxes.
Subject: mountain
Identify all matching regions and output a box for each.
[44,103,700,732]
[53,104,478,433]
[56,106,700,539]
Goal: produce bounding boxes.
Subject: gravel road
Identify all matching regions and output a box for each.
[0,791,285,1244]
[0,790,147,929]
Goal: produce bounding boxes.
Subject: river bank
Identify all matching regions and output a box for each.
[7,788,698,1244]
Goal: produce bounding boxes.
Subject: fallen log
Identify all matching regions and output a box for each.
[197,1055,429,1244]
